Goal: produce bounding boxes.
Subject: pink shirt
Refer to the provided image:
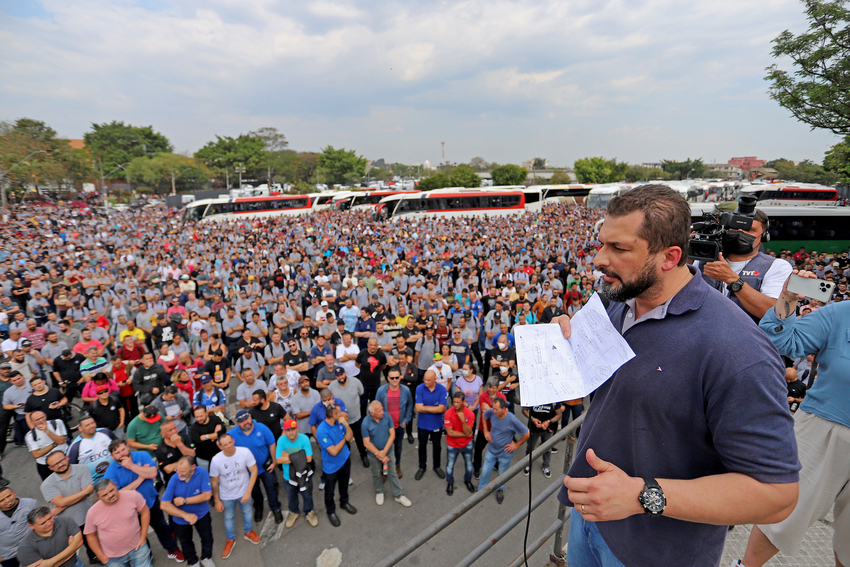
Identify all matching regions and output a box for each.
[84,490,146,558]
[81,378,119,399]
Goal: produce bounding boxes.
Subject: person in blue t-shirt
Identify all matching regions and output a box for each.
[316,404,357,527]
[307,389,347,438]
[160,457,213,567]
[477,398,528,503]
[104,439,182,560]
[228,410,282,525]
[414,370,447,480]
[275,419,317,529]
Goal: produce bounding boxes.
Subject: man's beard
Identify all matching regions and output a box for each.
[600,257,660,303]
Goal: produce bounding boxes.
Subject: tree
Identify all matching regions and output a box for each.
[548,170,572,184]
[297,152,321,184]
[531,157,546,170]
[468,156,489,171]
[11,119,57,144]
[624,165,669,182]
[318,146,367,186]
[765,0,850,135]
[824,137,850,186]
[416,173,454,191]
[84,121,172,174]
[573,157,629,184]
[660,158,707,180]
[248,127,288,152]
[194,134,266,187]
[450,164,482,188]
[491,164,528,186]
[126,153,208,194]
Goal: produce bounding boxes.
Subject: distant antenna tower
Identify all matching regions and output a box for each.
[441,141,445,164]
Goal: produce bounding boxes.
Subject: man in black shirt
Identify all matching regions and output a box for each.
[24,377,66,426]
[51,350,84,401]
[283,339,309,375]
[522,403,563,478]
[249,391,287,439]
[88,388,125,433]
[189,406,223,469]
[354,338,386,408]
[151,315,178,348]
[155,419,195,484]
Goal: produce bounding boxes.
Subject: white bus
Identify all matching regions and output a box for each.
[332,190,419,211]
[181,194,316,223]
[585,184,633,209]
[738,183,838,206]
[374,188,539,220]
[528,184,593,205]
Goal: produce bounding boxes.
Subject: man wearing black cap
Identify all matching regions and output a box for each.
[227,410,283,524]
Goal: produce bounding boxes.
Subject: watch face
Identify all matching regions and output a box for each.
[642,488,666,514]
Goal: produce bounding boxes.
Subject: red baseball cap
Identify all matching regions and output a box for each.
[282,419,298,430]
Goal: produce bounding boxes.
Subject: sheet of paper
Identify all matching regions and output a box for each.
[515,293,635,406]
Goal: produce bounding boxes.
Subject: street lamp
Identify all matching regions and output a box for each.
[685,169,695,180]
[234,163,246,188]
[101,162,130,205]
[1,150,47,222]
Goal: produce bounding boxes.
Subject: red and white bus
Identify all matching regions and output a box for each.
[739,183,838,206]
[181,194,316,223]
[332,190,419,211]
[374,187,543,220]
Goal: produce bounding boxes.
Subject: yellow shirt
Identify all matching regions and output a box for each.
[119,328,146,344]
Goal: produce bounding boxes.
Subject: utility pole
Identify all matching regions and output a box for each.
[441,142,445,165]
[234,163,246,188]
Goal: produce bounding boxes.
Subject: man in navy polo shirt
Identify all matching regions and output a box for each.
[556,185,799,567]
[228,410,283,525]
[103,439,183,562]
[160,457,215,567]
[316,404,357,527]
[414,369,447,481]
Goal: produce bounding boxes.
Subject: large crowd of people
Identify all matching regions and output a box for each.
[0,193,847,567]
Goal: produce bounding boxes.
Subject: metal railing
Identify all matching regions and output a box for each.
[372,413,585,567]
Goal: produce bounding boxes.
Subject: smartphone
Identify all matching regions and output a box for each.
[786,274,835,303]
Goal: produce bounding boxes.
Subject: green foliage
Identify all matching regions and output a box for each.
[765,0,850,135]
[530,157,546,170]
[416,173,454,191]
[573,157,628,184]
[194,134,266,186]
[468,157,489,171]
[369,167,391,181]
[764,158,840,185]
[548,170,572,184]
[290,181,316,194]
[660,158,707,180]
[125,153,209,192]
[12,118,57,143]
[824,137,850,186]
[491,164,528,186]
[84,121,172,173]
[450,164,482,188]
[624,165,670,182]
[318,146,367,186]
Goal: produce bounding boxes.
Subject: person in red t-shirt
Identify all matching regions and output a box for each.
[473,378,506,479]
[444,391,475,494]
[176,351,206,391]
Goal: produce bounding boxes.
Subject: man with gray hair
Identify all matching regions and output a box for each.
[84,478,151,567]
[362,400,411,508]
[17,506,83,567]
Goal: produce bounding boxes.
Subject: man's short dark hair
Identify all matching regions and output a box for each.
[492,397,508,410]
[452,391,465,401]
[27,506,51,525]
[606,184,691,266]
[108,438,128,454]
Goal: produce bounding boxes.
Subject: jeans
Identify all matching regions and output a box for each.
[106,543,152,567]
[222,498,253,541]
[445,444,473,484]
[477,450,513,491]
[349,418,368,459]
[402,382,418,439]
[417,428,442,469]
[0,409,13,455]
[361,385,379,419]
[174,513,213,565]
[251,469,281,512]
[561,403,583,438]
[473,429,488,470]
[195,458,210,472]
[392,425,404,464]
[526,430,553,469]
[368,452,403,499]
[283,476,314,514]
[12,415,27,446]
[149,499,178,554]
[323,458,351,515]
[566,508,627,567]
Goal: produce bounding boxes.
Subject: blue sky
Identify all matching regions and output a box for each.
[0,0,841,168]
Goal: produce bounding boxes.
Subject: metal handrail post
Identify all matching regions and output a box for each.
[551,417,580,563]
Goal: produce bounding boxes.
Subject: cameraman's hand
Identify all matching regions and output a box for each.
[701,253,738,285]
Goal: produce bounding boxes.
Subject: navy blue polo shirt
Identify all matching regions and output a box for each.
[316,420,350,474]
[557,267,799,567]
[162,467,212,525]
[227,422,276,469]
[354,317,376,349]
[415,383,447,431]
[307,398,347,429]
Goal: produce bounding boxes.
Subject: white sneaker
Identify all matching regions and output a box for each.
[348,478,354,485]
[376,493,384,505]
[201,559,217,567]
[319,482,325,491]
[729,562,744,567]
[394,495,412,507]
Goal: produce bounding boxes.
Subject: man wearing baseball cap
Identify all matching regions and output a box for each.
[227,410,282,525]
[275,419,317,529]
[125,405,163,459]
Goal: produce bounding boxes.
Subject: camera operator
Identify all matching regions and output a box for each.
[696,209,791,321]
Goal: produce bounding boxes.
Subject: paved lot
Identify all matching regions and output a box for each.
[3,430,835,567]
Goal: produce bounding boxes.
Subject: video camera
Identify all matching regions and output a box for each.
[687,194,757,263]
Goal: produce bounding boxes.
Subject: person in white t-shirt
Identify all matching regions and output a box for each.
[210,433,260,557]
[335,332,360,377]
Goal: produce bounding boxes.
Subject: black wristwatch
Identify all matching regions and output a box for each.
[638,478,666,516]
[728,278,745,293]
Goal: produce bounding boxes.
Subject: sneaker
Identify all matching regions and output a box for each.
[200,559,217,567]
[221,540,234,559]
[243,530,260,544]
[523,466,530,476]
[729,562,743,567]
[306,511,319,527]
[543,468,551,478]
[376,493,384,506]
[168,550,185,563]
[348,478,354,486]
[319,482,325,491]
[394,495,412,507]
[473,469,480,480]
[550,446,558,454]
[285,512,299,529]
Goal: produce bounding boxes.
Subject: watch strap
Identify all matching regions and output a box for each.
[643,477,661,491]
[729,278,745,292]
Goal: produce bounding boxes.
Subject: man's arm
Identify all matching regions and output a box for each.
[701,254,775,319]
[415,403,446,414]
[564,448,798,525]
[85,532,110,565]
[35,528,83,567]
